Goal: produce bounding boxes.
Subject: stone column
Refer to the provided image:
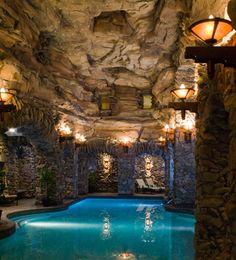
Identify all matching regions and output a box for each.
[165,143,174,201]
[223,67,236,257]
[60,137,78,199]
[117,146,135,195]
[77,149,89,195]
[173,129,196,207]
[195,68,230,259]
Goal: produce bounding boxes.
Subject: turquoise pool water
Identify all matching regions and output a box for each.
[0,198,195,260]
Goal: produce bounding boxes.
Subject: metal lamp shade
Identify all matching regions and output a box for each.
[189,17,233,45]
[170,87,195,100]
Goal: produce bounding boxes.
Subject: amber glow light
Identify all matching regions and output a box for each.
[75,133,86,143]
[58,123,72,136]
[189,15,233,45]
[0,88,14,104]
[183,120,194,131]
[171,84,195,101]
[164,124,170,132]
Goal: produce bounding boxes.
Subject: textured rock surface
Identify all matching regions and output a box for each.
[0,0,194,140]
[173,136,196,207]
[195,62,235,258]
[0,0,235,257]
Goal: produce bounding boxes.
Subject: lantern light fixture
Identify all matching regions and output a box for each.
[185,15,236,79]
[164,124,175,143]
[170,84,195,101]
[158,136,166,147]
[189,15,233,45]
[169,84,197,120]
[75,133,86,143]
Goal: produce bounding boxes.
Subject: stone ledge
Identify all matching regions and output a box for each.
[0,220,16,239]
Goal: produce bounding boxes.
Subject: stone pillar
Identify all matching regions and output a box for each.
[60,138,78,199]
[173,129,196,207]
[117,147,135,195]
[195,68,230,259]
[165,143,174,201]
[77,150,89,195]
[223,67,236,257]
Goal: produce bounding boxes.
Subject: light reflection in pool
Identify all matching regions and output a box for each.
[0,198,195,260]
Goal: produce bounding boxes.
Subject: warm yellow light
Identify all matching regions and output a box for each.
[158,136,165,143]
[189,17,233,45]
[184,120,194,131]
[209,15,214,19]
[0,88,14,103]
[9,128,16,133]
[101,95,111,110]
[143,95,152,109]
[121,137,130,145]
[58,123,72,136]
[170,85,195,100]
[75,133,86,143]
[164,124,170,132]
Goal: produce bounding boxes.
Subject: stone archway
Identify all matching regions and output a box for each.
[134,142,170,196]
[3,104,63,205]
[76,140,119,194]
[134,153,165,191]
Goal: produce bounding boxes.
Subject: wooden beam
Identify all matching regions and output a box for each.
[0,104,16,112]
[168,101,198,113]
[185,46,236,67]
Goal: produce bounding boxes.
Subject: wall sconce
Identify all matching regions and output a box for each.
[75,133,86,143]
[74,133,86,148]
[0,88,16,120]
[169,84,198,120]
[185,15,235,78]
[183,121,194,143]
[58,123,74,143]
[164,124,175,143]
[120,137,131,153]
[158,136,166,147]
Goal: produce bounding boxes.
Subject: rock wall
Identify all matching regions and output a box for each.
[134,153,165,189]
[76,140,171,195]
[6,139,36,198]
[60,138,78,198]
[117,149,135,195]
[173,129,196,207]
[195,63,232,259]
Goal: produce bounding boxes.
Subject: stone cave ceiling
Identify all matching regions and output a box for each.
[0,0,229,142]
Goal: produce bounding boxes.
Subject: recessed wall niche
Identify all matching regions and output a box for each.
[95,153,118,192]
[135,153,165,190]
